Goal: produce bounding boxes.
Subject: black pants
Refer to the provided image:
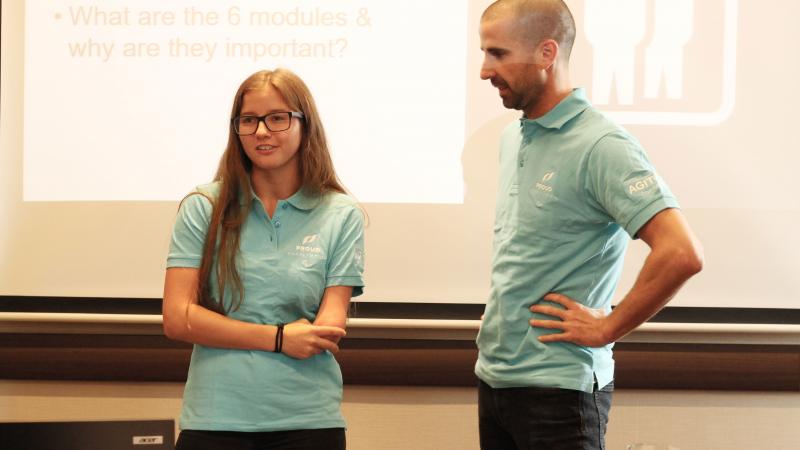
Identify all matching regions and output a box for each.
[175,428,345,450]
[478,380,613,450]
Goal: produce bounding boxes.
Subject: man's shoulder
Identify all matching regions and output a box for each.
[562,107,646,163]
[572,105,627,139]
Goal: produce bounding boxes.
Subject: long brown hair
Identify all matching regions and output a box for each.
[194,69,346,314]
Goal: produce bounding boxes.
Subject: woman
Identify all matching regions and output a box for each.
[163,68,364,450]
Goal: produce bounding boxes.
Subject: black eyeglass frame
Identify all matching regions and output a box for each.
[231,111,305,135]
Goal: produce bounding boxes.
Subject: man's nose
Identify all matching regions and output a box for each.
[480,59,495,80]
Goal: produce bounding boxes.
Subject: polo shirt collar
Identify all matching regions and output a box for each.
[520,88,590,130]
[285,187,320,210]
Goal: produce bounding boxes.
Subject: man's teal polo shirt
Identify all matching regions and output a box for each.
[475,88,679,393]
[167,182,364,431]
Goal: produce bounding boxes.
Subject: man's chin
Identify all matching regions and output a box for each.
[501,97,520,110]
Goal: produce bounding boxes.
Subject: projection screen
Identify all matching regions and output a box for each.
[2,0,798,310]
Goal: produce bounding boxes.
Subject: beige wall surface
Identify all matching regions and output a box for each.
[2,381,799,450]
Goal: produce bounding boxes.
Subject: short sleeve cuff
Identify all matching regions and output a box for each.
[166,257,202,269]
[327,276,365,297]
[624,197,680,238]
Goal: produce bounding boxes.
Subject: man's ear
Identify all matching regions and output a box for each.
[537,39,559,70]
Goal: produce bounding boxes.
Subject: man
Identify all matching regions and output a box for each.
[475,1,704,449]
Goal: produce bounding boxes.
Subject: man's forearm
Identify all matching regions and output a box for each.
[603,242,703,342]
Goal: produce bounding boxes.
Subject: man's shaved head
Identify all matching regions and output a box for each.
[482,0,576,61]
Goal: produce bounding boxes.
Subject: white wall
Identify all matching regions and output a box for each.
[2,381,799,450]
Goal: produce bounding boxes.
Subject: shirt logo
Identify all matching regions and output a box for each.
[288,233,324,259]
[628,175,658,194]
[536,171,556,193]
[297,234,322,254]
[354,247,364,267]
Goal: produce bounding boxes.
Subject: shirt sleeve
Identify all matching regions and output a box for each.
[326,206,366,297]
[167,192,213,268]
[586,132,680,238]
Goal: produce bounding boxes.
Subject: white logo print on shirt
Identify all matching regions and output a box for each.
[628,175,657,194]
[536,171,556,193]
[288,234,324,260]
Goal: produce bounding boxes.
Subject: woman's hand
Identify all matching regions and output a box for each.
[280,318,346,359]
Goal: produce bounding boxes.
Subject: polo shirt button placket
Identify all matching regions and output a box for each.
[519,121,536,170]
[273,202,285,247]
[272,219,281,248]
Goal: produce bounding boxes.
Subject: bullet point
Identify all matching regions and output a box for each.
[54,13,62,20]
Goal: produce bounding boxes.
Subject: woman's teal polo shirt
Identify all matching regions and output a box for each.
[167,182,364,432]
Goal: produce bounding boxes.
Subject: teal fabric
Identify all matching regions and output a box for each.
[476,89,678,393]
[167,182,364,431]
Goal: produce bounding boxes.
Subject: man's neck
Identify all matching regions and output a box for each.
[525,69,572,119]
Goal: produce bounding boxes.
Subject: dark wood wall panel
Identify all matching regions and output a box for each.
[613,343,800,390]
[1,334,799,391]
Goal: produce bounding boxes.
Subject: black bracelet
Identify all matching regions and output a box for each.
[274,323,285,353]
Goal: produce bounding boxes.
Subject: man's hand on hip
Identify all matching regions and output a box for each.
[530,293,611,347]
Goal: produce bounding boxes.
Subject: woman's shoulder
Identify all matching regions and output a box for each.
[314,191,364,226]
[319,190,361,212]
[182,181,220,205]
[176,182,220,218]
[193,181,221,198]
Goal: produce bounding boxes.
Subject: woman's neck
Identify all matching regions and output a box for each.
[249,168,302,217]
